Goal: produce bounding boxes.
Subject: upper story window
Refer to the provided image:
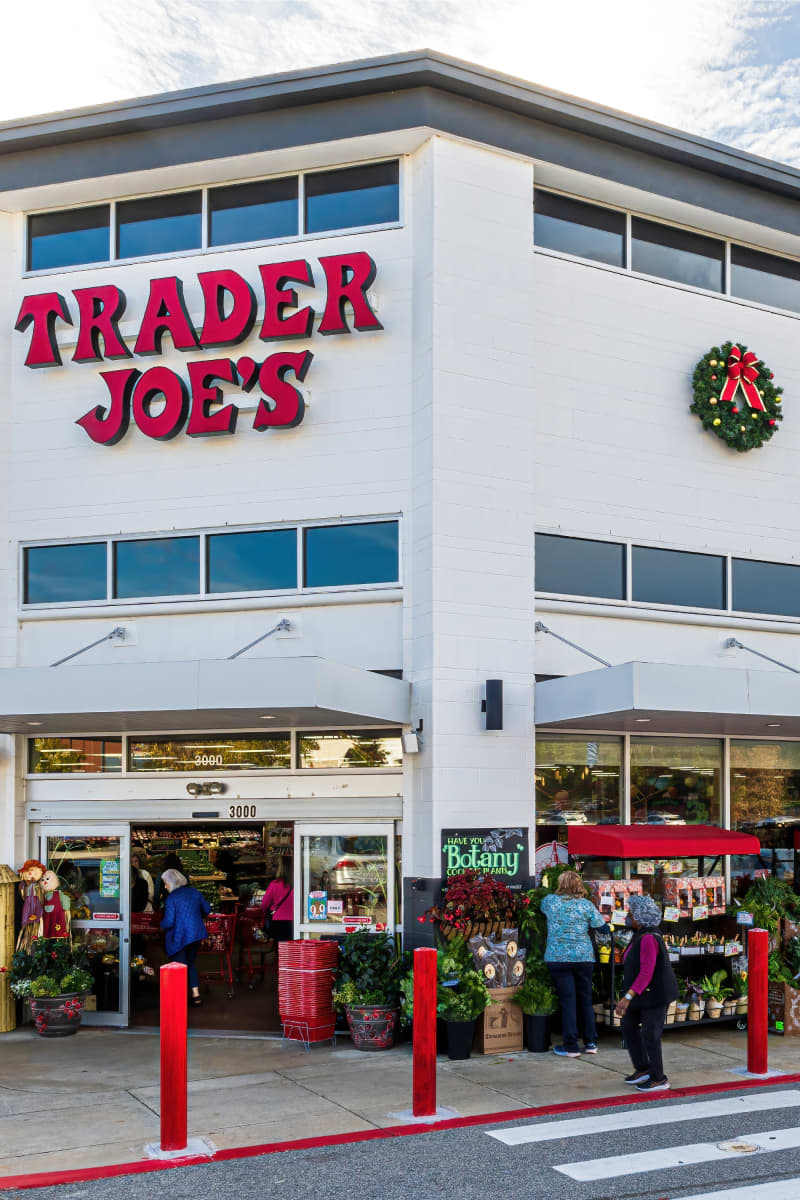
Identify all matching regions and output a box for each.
[631,545,726,610]
[22,518,400,608]
[128,733,292,772]
[535,533,625,600]
[28,205,111,272]
[298,729,403,768]
[534,188,800,318]
[732,557,800,618]
[533,189,625,267]
[26,159,401,272]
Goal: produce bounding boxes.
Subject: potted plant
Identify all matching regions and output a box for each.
[515,969,558,1052]
[665,999,678,1025]
[700,969,733,1019]
[332,931,409,1051]
[7,938,93,1038]
[675,978,689,1023]
[687,982,706,1021]
[437,968,491,1059]
[734,972,748,1015]
[425,870,518,942]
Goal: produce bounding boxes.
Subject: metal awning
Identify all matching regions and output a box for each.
[0,655,410,733]
[568,823,760,859]
[536,661,800,736]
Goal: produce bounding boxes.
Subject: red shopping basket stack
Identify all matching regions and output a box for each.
[278,940,338,1044]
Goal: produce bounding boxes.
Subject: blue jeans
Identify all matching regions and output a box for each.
[547,961,596,1052]
[170,941,200,991]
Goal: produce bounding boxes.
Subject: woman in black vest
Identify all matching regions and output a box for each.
[614,893,678,1092]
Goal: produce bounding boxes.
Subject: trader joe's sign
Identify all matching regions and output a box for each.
[14,252,381,445]
[441,828,529,891]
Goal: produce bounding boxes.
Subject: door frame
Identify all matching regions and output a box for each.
[293,821,395,937]
[34,822,131,1027]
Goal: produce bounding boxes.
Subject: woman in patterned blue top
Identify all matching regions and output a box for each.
[541,870,605,1057]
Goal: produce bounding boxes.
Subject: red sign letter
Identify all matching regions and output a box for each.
[132,366,189,441]
[318,252,381,335]
[76,367,139,445]
[14,292,72,367]
[72,286,130,363]
[186,358,239,437]
[198,270,256,348]
[134,278,198,356]
[258,260,314,341]
[253,351,312,430]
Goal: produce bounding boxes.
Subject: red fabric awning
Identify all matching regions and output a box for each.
[567,823,760,859]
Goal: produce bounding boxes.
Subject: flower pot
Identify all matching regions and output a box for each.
[675,1002,689,1023]
[706,999,723,1020]
[446,1018,476,1060]
[736,996,748,1015]
[29,993,85,1038]
[523,1013,551,1053]
[344,1005,398,1051]
[598,946,611,964]
[723,999,737,1018]
[666,1000,677,1025]
[688,1000,705,1021]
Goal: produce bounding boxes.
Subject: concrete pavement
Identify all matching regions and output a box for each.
[2,1025,800,1182]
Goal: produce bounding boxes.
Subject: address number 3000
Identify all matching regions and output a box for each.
[228,804,257,819]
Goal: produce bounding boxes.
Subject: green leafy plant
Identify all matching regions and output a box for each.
[29,976,61,998]
[785,936,800,980]
[515,972,558,1016]
[740,878,800,937]
[8,938,90,999]
[768,950,794,984]
[437,968,491,1022]
[699,969,733,1002]
[59,968,94,994]
[333,931,410,1008]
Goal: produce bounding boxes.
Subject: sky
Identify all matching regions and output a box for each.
[5,0,800,167]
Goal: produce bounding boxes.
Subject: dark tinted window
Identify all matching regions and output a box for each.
[30,737,122,774]
[207,529,297,593]
[534,190,625,267]
[631,218,724,291]
[28,206,110,271]
[114,537,200,598]
[731,244,800,314]
[733,558,800,617]
[117,192,202,259]
[305,162,399,234]
[25,543,107,604]
[304,521,399,587]
[632,546,725,609]
[535,534,625,600]
[209,177,299,247]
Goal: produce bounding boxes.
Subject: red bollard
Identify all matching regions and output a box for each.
[412,947,437,1117]
[160,962,188,1152]
[747,928,769,1076]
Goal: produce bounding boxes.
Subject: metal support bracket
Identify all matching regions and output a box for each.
[724,637,800,674]
[51,626,127,667]
[534,621,611,668]
[227,618,293,660]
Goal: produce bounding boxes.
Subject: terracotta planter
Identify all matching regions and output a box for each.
[29,993,85,1038]
[446,1018,476,1060]
[345,1004,398,1051]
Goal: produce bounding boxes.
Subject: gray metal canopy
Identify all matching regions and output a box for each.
[0,655,409,733]
[536,661,800,736]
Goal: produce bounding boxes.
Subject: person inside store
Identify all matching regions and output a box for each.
[131,852,155,908]
[541,870,606,1057]
[260,858,294,944]
[614,893,679,1092]
[131,863,152,914]
[160,868,211,1006]
[154,852,185,907]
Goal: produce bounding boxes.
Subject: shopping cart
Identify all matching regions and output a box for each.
[237,905,277,990]
[198,912,238,1000]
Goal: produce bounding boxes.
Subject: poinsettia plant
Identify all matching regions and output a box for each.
[424,870,518,935]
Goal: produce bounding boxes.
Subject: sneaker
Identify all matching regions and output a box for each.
[637,1077,669,1091]
[624,1070,650,1085]
[553,1045,581,1058]
[583,1043,598,1054]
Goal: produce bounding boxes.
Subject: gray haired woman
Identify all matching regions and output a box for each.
[160,869,211,1006]
[614,893,678,1092]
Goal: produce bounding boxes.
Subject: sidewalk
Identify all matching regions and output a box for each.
[2,1025,799,1182]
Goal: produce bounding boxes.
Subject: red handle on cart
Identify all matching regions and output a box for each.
[747,928,768,1076]
[412,947,437,1117]
[160,963,188,1152]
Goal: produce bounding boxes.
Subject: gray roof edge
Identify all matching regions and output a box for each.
[2,48,800,200]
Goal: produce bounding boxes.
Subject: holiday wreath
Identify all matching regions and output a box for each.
[691,341,783,452]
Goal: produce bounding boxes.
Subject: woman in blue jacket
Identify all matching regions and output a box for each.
[160,869,210,1006]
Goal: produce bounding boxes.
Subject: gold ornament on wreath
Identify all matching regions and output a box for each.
[691,341,783,451]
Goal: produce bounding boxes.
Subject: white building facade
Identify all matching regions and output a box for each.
[1,51,800,1024]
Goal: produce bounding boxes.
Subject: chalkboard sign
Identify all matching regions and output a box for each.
[440,828,529,891]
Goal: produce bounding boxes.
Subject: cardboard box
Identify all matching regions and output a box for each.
[663,876,725,916]
[768,981,800,1036]
[475,987,523,1054]
[585,880,643,924]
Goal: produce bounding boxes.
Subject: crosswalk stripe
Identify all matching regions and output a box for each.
[487,1090,800,1147]
[671,1180,800,1200]
[554,1124,800,1181]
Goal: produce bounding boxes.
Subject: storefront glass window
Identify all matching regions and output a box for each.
[304,161,399,233]
[730,739,800,887]
[630,737,722,825]
[303,521,399,587]
[208,177,299,246]
[631,218,725,292]
[534,189,626,267]
[46,835,122,919]
[114,536,200,598]
[535,533,625,600]
[25,542,108,605]
[298,730,402,769]
[206,529,297,593]
[128,734,291,772]
[302,833,389,926]
[28,205,110,271]
[30,737,122,774]
[535,736,622,826]
[117,192,202,259]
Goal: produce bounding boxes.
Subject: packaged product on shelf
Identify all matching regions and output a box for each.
[663,876,725,916]
[585,880,644,923]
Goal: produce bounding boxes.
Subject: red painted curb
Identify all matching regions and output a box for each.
[3,1071,800,1191]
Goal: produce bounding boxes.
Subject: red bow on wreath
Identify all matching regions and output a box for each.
[720,345,765,412]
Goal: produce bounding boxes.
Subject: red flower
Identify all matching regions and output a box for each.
[0,966,6,973]
[417,916,426,923]
[51,951,58,959]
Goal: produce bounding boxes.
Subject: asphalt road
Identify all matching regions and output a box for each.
[14,1084,800,1200]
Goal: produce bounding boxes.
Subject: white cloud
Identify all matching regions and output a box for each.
[4,0,800,167]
